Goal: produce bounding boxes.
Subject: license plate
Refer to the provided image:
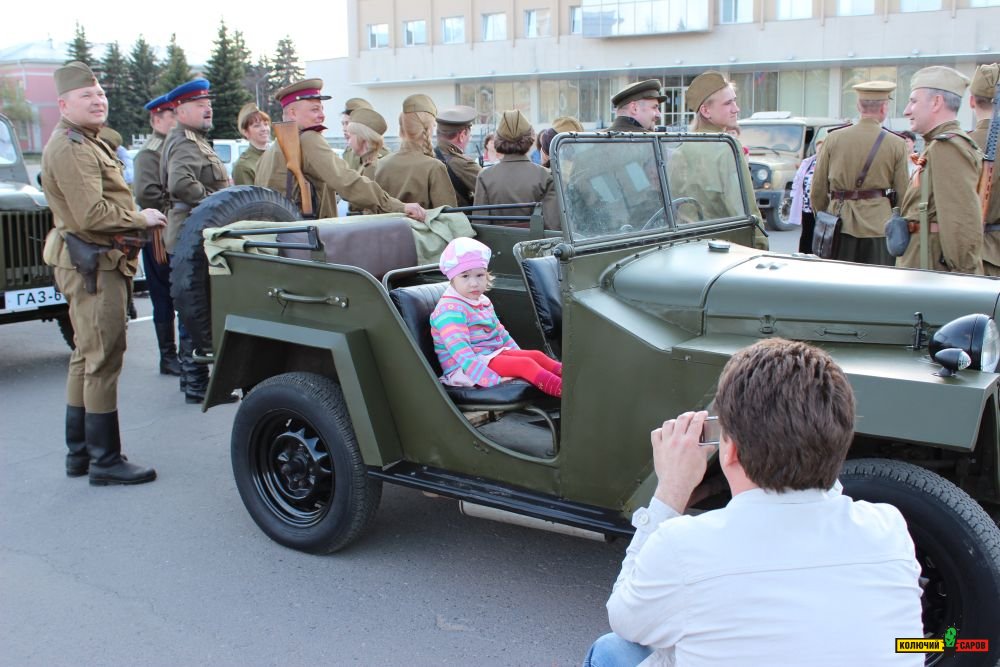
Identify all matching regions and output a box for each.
[2,285,65,313]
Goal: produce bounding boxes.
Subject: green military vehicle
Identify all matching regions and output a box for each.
[183,130,998,663]
[0,113,73,346]
[739,111,842,231]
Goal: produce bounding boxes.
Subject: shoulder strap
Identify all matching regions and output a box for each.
[855,129,887,188]
[919,155,931,270]
[435,146,467,198]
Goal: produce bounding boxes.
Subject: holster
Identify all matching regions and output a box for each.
[112,233,147,261]
[63,232,106,295]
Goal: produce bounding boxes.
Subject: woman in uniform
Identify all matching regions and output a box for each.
[344,108,389,215]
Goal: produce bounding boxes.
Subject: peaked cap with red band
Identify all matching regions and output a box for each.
[275,78,332,108]
[166,78,214,105]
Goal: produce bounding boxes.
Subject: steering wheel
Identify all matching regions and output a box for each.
[670,197,705,222]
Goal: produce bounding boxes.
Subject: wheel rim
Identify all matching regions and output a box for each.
[250,410,335,528]
[912,526,964,666]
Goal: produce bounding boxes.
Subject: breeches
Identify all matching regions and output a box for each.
[56,267,129,413]
[141,243,174,323]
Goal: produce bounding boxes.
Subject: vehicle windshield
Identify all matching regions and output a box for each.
[553,134,748,242]
[738,124,805,154]
[0,121,18,166]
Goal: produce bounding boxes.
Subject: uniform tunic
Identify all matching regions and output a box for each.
[810,117,909,265]
[474,154,560,230]
[255,129,405,219]
[607,116,651,133]
[375,147,457,209]
[435,139,480,207]
[896,121,983,274]
[133,131,167,211]
[41,118,148,413]
[971,117,1000,276]
[232,144,265,186]
[161,124,229,253]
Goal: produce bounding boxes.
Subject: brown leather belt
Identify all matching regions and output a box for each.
[831,189,886,200]
[907,221,940,234]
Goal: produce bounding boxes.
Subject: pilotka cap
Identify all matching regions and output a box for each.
[685,71,728,112]
[349,107,388,135]
[403,94,437,116]
[55,61,98,95]
[910,66,970,98]
[342,97,373,115]
[971,63,999,99]
[496,109,532,141]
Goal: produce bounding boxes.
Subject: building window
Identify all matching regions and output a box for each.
[403,20,427,46]
[776,0,811,19]
[482,13,507,41]
[900,0,942,10]
[719,0,753,24]
[367,24,389,49]
[570,6,583,34]
[836,0,874,14]
[525,9,552,37]
[732,71,779,114]
[582,0,709,37]
[971,0,1000,6]
[442,16,465,43]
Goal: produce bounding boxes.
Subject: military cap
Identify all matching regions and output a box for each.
[99,127,123,150]
[685,71,728,112]
[342,97,373,115]
[349,107,387,135]
[275,78,332,108]
[436,105,477,130]
[971,63,999,99]
[910,66,969,98]
[612,79,666,108]
[144,94,175,113]
[852,80,896,101]
[552,116,584,133]
[497,109,532,141]
[237,102,269,130]
[54,61,98,95]
[168,78,214,105]
[403,94,437,116]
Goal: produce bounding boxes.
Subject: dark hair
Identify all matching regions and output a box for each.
[537,127,557,166]
[495,132,534,156]
[974,95,992,110]
[714,338,855,491]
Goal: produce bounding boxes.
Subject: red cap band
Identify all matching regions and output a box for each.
[280,88,323,108]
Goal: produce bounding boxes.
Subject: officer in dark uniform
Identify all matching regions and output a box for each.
[435,105,480,206]
[42,61,165,485]
[133,93,181,377]
[608,80,665,132]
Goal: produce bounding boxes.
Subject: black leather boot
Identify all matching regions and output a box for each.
[86,411,156,486]
[65,405,88,477]
[179,335,208,403]
[154,320,182,376]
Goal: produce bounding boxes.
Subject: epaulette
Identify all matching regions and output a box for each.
[66,128,85,144]
[826,122,852,134]
[184,129,199,142]
[145,135,163,152]
[886,128,908,141]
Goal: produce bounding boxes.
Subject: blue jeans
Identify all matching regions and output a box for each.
[582,633,653,667]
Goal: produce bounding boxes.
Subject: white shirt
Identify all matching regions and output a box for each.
[607,484,924,667]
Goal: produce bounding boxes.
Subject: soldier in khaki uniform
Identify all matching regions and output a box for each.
[897,66,983,274]
[41,61,165,485]
[970,63,1000,276]
[255,78,424,221]
[475,110,560,230]
[810,81,910,266]
[341,97,389,171]
[133,93,181,378]
[375,94,457,209]
[608,80,664,132]
[435,105,480,206]
[232,102,270,186]
[345,108,388,214]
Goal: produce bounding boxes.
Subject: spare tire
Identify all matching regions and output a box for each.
[170,186,300,352]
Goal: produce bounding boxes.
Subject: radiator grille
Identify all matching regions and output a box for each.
[2,208,56,289]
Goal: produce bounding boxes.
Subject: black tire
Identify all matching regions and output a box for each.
[55,312,75,350]
[840,459,1000,667]
[170,186,300,352]
[765,197,796,231]
[231,372,382,554]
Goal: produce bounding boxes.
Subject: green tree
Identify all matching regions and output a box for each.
[204,21,250,139]
[268,36,303,118]
[245,56,275,118]
[0,80,34,125]
[66,22,94,66]
[123,36,162,145]
[157,34,191,94]
[100,42,130,135]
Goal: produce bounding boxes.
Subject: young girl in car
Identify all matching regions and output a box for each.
[430,237,562,397]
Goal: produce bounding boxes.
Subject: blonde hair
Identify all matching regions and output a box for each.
[398,110,435,157]
[346,121,385,167]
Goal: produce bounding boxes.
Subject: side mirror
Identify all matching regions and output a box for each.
[929,314,1000,374]
[933,348,972,377]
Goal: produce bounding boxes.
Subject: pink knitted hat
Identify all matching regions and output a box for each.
[439,237,491,279]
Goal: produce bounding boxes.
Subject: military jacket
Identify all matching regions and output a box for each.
[474,154,560,230]
[41,118,146,275]
[435,140,480,207]
[255,129,405,219]
[810,118,909,238]
[344,144,390,173]
[607,116,651,133]
[161,124,229,252]
[232,144,265,186]
[133,130,167,212]
[971,118,1000,275]
[375,147,457,209]
[897,121,983,274]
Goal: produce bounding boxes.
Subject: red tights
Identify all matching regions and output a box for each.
[488,350,562,397]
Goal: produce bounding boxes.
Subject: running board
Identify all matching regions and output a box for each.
[368,462,634,538]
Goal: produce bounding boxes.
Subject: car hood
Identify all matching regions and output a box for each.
[0,180,47,210]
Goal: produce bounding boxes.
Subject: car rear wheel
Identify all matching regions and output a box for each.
[231,372,382,554]
[840,459,1000,667]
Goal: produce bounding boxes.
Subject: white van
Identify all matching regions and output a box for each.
[212,139,250,183]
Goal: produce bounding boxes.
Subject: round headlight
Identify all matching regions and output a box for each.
[929,314,1000,373]
[755,168,769,183]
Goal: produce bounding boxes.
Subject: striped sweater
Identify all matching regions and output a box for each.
[429,285,519,387]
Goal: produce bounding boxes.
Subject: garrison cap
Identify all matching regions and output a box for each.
[685,71,728,112]
[852,80,896,101]
[237,102,269,130]
[275,78,332,108]
[168,78,214,105]
[612,79,666,108]
[403,94,437,116]
[54,61,98,95]
[144,94,175,113]
[98,127,123,150]
[436,105,477,130]
[497,109,532,141]
[349,107,387,135]
[910,66,969,98]
[552,116,584,133]
[971,63,999,98]
[342,97,373,114]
